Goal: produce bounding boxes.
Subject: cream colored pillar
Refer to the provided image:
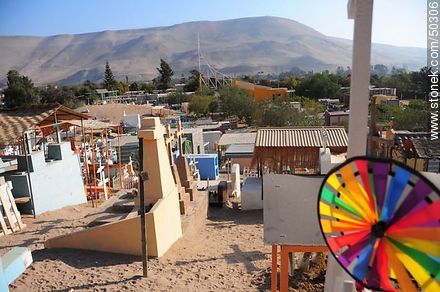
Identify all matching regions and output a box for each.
[325,1,374,291]
[137,117,177,205]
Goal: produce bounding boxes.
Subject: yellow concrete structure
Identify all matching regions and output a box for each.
[231,79,288,101]
[45,117,182,257]
[136,117,179,206]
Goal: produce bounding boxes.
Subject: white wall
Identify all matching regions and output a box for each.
[11,143,86,215]
[203,131,222,153]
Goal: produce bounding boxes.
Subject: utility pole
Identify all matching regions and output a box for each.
[138,137,149,277]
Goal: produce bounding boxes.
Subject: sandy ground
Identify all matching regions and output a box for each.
[77,104,175,125]
[1,201,325,291]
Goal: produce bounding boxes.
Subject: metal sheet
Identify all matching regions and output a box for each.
[263,174,326,246]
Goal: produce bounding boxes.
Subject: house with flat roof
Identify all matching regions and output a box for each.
[231,80,289,101]
[217,132,256,153]
[324,110,350,127]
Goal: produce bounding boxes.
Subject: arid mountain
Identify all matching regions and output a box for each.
[0,16,425,85]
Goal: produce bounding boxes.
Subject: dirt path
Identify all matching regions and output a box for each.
[2,203,325,291]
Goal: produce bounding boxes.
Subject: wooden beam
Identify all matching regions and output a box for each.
[271,245,278,292]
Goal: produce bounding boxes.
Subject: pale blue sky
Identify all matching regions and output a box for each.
[0,0,426,48]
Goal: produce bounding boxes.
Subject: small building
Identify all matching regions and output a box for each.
[217,132,257,155]
[231,80,288,101]
[0,103,89,215]
[203,131,222,153]
[373,95,399,106]
[318,98,340,106]
[3,143,87,215]
[393,131,440,173]
[252,127,348,174]
[224,143,255,171]
[186,154,219,180]
[324,110,350,127]
[342,86,397,106]
[96,89,119,102]
[370,86,396,96]
[0,103,89,151]
[183,128,204,154]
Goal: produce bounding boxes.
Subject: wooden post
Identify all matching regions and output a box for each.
[280,246,289,292]
[368,99,377,156]
[166,124,174,164]
[271,245,278,292]
[90,128,97,207]
[288,253,295,276]
[81,119,90,202]
[138,137,148,277]
[117,126,123,189]
[177,119,183,157]
[54,112,60,143]
[105,128,110,195]
[23,132,36,218]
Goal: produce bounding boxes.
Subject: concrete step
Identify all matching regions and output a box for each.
[87,213,130,227]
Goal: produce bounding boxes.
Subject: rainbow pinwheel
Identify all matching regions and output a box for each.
[318,156,440,291]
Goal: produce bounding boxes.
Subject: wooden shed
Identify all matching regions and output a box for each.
[252,127,348,174]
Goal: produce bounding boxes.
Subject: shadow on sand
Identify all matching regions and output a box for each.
[32,248,141,269]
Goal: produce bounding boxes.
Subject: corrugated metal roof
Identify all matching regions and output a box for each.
[0,103,89,147]
[218,132,256,146]
[255,127,348,148]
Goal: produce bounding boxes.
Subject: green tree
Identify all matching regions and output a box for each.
[373,64,389,77]
[103,61,116,90]
[301,98,325,126]
[114,80,128,94]
[376,100,428,132]
[3,70,40,108]
[129,82,139,91]
[156,59,174,91]
[219,87,256,123]
[77,80,99,104]
[241,75,256,83]
[295,72,340,99]
[279,76,301,90]
[279,67,307,78]
[38,85,85,109]
[184,69,201,92]
[140,82,155,93]
[254,96,324,127]
[254,98,302,127]
[164,93,190,105]
[189,94,213,117]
